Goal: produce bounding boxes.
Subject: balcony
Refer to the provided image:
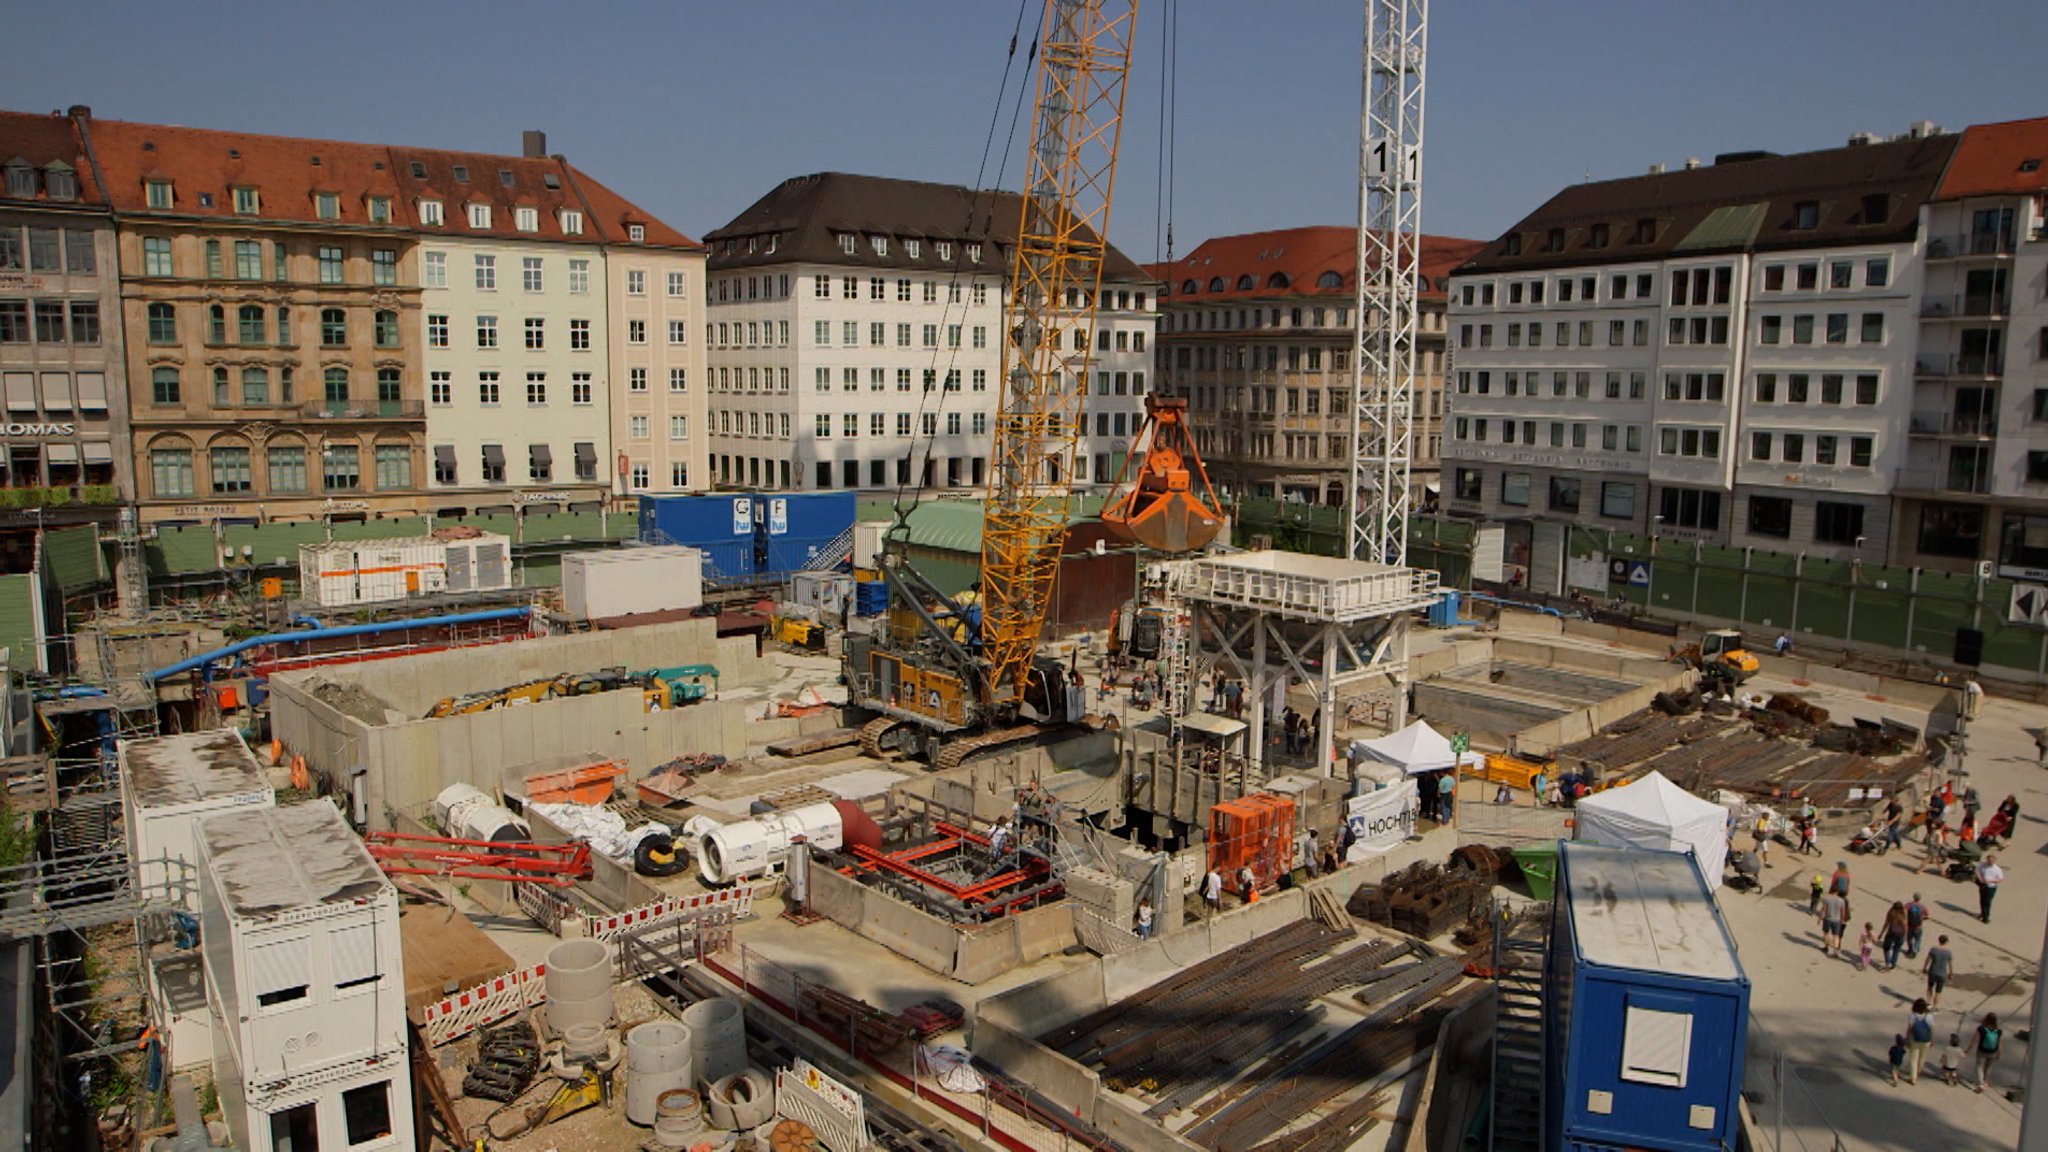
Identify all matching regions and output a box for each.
[1920,293,2010,321]
[1914,354,2004,379]
[1895,465,1992,496]
[1907,411,1999,438]
[1926,233,2017,260]
[300,399,425,420]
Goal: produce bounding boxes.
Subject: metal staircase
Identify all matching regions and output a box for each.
[800,523,856,572]
[1490,926,1549,1152]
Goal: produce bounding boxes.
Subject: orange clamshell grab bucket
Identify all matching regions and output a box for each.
[1099,395,1226,554]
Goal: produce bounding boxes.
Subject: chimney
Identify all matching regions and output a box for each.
[1648,163,1666,175]
[1846,131,1881,147]
[1683,157,1702,170]
[66,104,91,121]
[522,130,547,159]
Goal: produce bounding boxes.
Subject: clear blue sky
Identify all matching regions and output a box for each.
[8,1,2045,260]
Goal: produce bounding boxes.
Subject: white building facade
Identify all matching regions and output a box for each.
[1444,134,1956,569]
[702,173,1155,494]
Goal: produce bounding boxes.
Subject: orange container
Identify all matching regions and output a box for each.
[1208,793,1297,891]
[524,760,625,806]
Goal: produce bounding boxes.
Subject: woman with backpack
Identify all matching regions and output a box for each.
[1972,1013,2003,1093]
[1903,998,1936,1083]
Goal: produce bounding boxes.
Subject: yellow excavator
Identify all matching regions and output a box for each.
[1674,629,1762,684]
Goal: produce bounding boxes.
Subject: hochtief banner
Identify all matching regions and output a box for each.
[1344,778,1420,860]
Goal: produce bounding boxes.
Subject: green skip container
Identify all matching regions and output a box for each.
[1511,844,1560,900]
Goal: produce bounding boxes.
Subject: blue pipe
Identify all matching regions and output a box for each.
[145,607,530,682]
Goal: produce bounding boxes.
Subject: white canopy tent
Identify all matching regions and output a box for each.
[1349,720,1484,776]
[1572,770,1730,891]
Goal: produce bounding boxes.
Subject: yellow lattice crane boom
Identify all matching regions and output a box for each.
[981,0,1138,713]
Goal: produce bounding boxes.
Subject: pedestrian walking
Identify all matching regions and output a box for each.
[1808,873,1825,915]
[1926,791,1948,840]
[1202,867,1222,916]
[1922,935,1953,1008]
[1974,853,2003,923]
[1904,893,1927,957]
[1799,818,1821,856]
[1238,865,1257,903]
[1816,890,1848,956]
[1530,770,1547,807]
[1439,771,1457,824]
[1963,786,1982,826]
[1857,922,1876,970]
[1940,1034,1964,1085]
[1883,798,1905,854]
[1305,829,1322,875]
[1887,1034,1907,1086]
[1905,998,1935,1082]
[1829,862,1851,899]
[1971,1014,2003,1093]
[1751,813,1772,868]
[1135,899,1155,940]
[1881,903,1909,971]
[2035,728,2048,767]
[1963,677,1984,719]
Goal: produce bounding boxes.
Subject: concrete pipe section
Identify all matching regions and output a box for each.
[705,1070,775,1131]
[626,1021,696,1127]
[544,938,615,1036]
[652,1088,705,1148]
[681,997,747,1085]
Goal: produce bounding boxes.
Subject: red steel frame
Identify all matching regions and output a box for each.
[840,821,1058,914]
[364,831,592,887]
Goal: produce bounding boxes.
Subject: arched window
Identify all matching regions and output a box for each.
[1266,273,1290,290]
[147,435,195,498]
[1206,277,1225,292]
[1180,279,1198,294]
[1317,271,1343,290]
[1235,274,1255,291]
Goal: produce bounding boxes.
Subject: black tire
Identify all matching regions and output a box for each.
[633,833,689,877]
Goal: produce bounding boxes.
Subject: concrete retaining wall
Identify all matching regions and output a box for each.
[972,1019,1103,1126]
[1509,664,1697,758]
[1413,683,1567,749]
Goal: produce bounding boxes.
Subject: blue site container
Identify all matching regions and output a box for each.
[854,580,888,617]
[754,493,856,577]
[639,495,756,580]
[1547,841,1749,1152]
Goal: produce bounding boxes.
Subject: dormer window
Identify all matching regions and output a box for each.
[408,161,427,179]
[1588,222,1610,248]
[966,243,982,263]
[418,199,443,226]
[1792,201,1820,230]
[497,169,515,188]
[315,192,340,220]
[233,186,259,215]
[935,241,951,261]
[146,180,173,209]
[559,209,583,235]
[870,235,888,256]
[367,196,391,224]
[451,165,470,183]
[1544,227,1565,252]
[43,163,76,202]
[766,233,779,254]
[197,192,214,208]
[1634,217,1656,244]
[628,223,646,243]
[838,233,856,255]
[1503,234,1523,256]
[906,240,921,259]
[515,207,538,232]
[467,203,492,229]
[3,160,35,199]
[1235,275,1254,290]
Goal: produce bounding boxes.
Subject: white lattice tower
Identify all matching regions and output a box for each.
[1348,0,1427,566]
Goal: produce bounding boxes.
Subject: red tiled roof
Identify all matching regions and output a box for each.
[88,117,403,223]
[0,110,105,206]
[22,110,697,248]
[1934,116,2048,200]
[563,164,700,250]
[1145,226,1486,302]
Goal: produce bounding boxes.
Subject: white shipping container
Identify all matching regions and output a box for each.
[561,546,704,620]
[197,803,409,1093]
[853,520,888,570]
[297,533,511,607]
[121,730,276,912]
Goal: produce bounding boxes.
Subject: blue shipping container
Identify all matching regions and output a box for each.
[1547,841,1748,1152]
[759,493,855,541]
[639,495,755,546]
[696,539,755,582]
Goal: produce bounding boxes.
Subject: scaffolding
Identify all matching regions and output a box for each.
[1174,551,1438,775]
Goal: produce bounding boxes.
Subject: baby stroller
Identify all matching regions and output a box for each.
[1944,837,1985,883]
[1847,824,1890,855]
[1979,805,2017,849]
[1725,849,1765,893]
